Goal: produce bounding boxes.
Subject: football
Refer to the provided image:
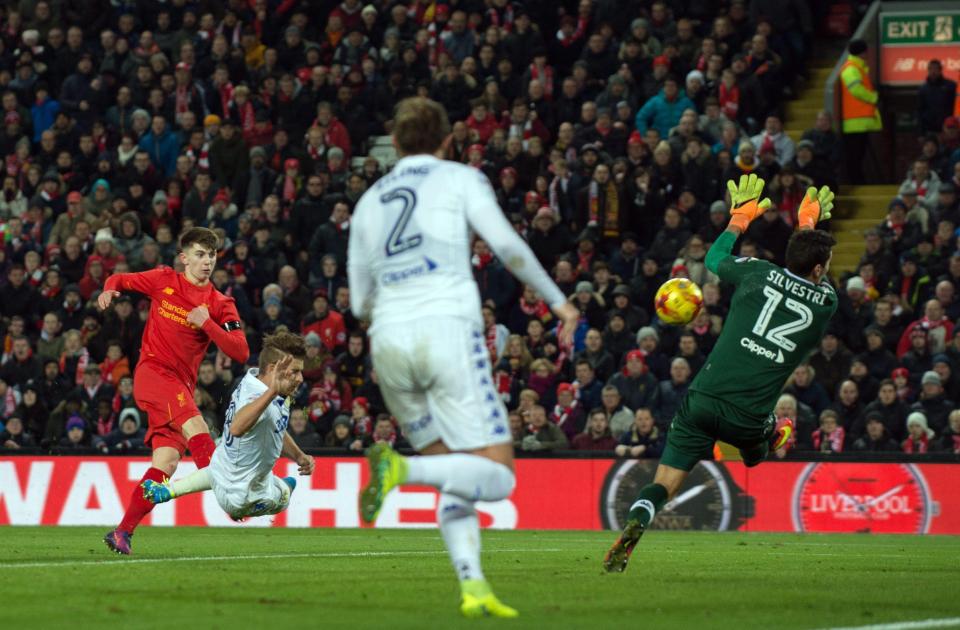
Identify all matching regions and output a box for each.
[654,278,704,326]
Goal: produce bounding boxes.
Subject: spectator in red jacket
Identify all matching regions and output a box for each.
[896,299,954,358]
[316,101,351,159]
[466,101,499,144]
[301,291,347,353]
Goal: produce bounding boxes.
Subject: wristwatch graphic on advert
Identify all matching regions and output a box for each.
[791,462,938,533]
[601,460,754,531]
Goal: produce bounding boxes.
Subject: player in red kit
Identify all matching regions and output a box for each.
[98,227,250,554]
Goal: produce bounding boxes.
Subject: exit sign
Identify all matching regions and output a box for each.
[879,11,960,84]
[881,12,960,44]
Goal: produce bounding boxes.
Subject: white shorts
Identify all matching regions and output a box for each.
[370,317,511,451]
[212,474,291,520]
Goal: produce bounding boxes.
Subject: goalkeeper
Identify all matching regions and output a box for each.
[604,175,838,573]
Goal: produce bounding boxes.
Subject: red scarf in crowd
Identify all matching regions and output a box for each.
[1,385,16,417]
[812,427,845,452]
[96,413,115,437]
[282,174,300,204]
[487,3,515,32]
[902,434,930,453]
[557,17,588,47]
[60,347,90,385]
[309,379,342,415]
[175,86,193,122]
[353,414,372,437]
[237,100,256,137]
[719,83,739,120]
[779,186,803,226]
[550,399,579,429]
[219,83,234,119]
[529,63,554,99]
[518,296,550,321]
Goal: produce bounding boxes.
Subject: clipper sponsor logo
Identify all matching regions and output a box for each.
[741,337,784,364]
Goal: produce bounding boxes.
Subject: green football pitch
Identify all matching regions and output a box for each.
[2,528,958,630]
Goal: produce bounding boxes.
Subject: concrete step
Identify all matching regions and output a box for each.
[831,218,880,231]
[844,184,900,196]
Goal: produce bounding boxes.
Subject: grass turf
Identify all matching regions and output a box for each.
[1,527,958,629]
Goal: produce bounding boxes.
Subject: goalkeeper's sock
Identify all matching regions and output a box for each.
[627,483,669,528]
[187,433,216,469]
[168,468,212,497]
[437,493,485,582]
[405,455,515,502]
[118,467,166,533]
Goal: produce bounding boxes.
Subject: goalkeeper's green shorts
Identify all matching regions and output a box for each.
[660,390,775,472]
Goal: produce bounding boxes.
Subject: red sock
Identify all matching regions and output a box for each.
[118,466,167,534]
[187,433,216,469]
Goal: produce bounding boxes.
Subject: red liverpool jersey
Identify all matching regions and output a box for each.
[104,267,249,386]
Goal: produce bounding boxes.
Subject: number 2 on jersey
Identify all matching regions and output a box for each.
[751,286,813,352]
[382,187,422,256]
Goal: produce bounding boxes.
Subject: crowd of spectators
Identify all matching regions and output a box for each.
[786,69,960,455]
[0,0,955,459]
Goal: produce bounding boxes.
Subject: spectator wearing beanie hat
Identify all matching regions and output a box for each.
[910,370,954,434]
[635,326,670,381]
[301,331,331,385]
[903,411,935,453]
[527,206,573,268]
[60,414,90,449]
[851,412,900,452]
[608,349,660,412]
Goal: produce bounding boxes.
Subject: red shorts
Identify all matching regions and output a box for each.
[133,363,201,456]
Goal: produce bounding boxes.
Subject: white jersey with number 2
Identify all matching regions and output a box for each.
[347,155,566,332]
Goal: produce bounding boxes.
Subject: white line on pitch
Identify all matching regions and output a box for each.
[818,618,960,630]
[0,547,564,570]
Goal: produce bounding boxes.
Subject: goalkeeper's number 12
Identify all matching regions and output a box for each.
[751,286,813,352]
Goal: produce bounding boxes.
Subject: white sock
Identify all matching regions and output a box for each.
[405,455,515,502]
[437,493,484,583]
[169,468,212,497]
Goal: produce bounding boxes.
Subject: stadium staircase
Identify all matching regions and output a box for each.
[827,185,899,277]
[781,56,894,280]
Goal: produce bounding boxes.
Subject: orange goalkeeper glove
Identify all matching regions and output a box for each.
[797,185,834,230]
[726,174,772,232]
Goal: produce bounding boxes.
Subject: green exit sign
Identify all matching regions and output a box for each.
[881,12,960,44]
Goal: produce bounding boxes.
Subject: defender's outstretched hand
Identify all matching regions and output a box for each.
[797,186,834,230]
[726,174,772,232]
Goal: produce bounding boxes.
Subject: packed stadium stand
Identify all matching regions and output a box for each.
[0,0,957,461]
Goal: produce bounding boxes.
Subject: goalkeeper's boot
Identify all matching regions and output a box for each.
[770,417,795,452]
[141,478,174,504]
[603,518,645,573]
[359,443,408,524]
[459,579,519,619]
[103,529,133,555]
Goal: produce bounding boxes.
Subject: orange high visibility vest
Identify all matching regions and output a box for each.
[840,56,879,123]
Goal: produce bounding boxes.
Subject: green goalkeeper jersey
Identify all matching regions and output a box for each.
[690,232,838,418]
